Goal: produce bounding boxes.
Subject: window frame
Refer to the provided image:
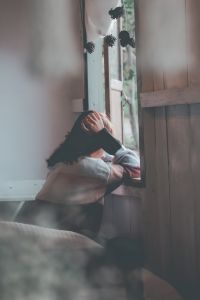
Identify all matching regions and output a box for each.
[82,0,145,188]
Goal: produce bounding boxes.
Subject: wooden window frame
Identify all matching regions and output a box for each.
[103,6,145,188]
[82,0,145,188]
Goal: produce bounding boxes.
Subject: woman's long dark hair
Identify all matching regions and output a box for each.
[46,111,103,167]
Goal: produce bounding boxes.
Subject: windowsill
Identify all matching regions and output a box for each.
[111,183,144,198]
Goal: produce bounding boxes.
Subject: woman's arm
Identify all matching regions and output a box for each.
[97,128,141,185]
[112,145,141,179]
[81,112,140,182]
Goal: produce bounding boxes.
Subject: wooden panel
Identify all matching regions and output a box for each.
[186,0,200,85]
[189,104,200,283]
[138,0,200,294]
[130,196,143,239]
[153,0,198,289]
[140,86,200,108]
[146,67,172,278]
[100,194,114,239]
[112,195,132,236]
[100,193,143,240]
[112,185,143,198]
[186,0,200,290]
[142,109,160,271]
[138,0,165,273]
[153,66,172,277]
[164,0,197,289]
[187,0,200,288]
[167,105,196,287]
[155,102,171,279]
[164,0,196,288]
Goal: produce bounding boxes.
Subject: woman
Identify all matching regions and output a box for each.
[15,111,140,241]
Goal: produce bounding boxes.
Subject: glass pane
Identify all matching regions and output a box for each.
[122,0,139,152]
[108,21,121,81]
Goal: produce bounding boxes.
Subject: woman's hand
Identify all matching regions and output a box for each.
[81,112,104,134]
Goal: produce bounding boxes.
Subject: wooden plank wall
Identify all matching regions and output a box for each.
[138,0,200,295]
[100,193,143,240]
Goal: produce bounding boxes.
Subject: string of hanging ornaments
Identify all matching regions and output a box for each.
[85,2,136,54]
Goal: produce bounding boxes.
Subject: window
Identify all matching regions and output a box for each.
[85,0,144,186]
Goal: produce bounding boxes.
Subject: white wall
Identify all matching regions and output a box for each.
[0,0,84,197]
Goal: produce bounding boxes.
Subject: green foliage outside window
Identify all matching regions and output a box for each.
[122,0,139,151]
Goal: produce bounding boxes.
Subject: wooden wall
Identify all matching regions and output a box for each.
[138,0,200,296]
[100,189,143,240]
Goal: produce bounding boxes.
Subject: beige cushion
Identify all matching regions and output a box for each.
[0,221,102,251]
[35,159,111,205]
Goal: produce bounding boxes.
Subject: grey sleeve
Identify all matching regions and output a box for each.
[112,145,140,168]
[107,145,140,185]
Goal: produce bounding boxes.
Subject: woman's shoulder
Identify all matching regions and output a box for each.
[73,157,111,181]
[49,157,111,182]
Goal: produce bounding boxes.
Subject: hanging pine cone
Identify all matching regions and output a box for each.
[104,34,117,47]
[118,30,130,47]
[119,39,128,47]
[85,42,95,54]
[109,6,124,19]
[119,30,130,40]
[128,37,136,48]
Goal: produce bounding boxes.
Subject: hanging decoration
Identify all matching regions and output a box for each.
[85,0,119,43]
[104,34,117,47]
[84,0,135,54]
[119,30,135,48]
[109,6,124,19]
[85,41,95,53]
